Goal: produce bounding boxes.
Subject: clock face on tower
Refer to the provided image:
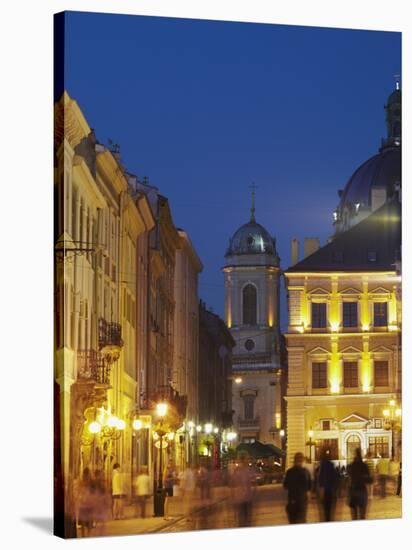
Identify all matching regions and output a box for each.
[244,338,255,351]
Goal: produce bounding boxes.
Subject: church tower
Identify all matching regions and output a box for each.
[223,190,284,448]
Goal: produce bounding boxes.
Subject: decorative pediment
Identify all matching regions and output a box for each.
[340,413,369,424]
[340,345,362,354]
[339,287,361,295]
[370,345,393,354]
[307,346,330,356]
[369,287,391,295]
[308,287,329,296]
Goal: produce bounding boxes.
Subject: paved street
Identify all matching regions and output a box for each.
[96,484,401,537]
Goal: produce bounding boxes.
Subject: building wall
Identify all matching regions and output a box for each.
[285,271,401,466]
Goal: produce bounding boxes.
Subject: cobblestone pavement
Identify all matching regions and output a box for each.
[87,484,401,538]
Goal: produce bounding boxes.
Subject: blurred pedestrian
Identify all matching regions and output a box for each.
[317,449,339,521]
[111,463,123,519]
[77,468,94,537]
[134,466,151,519]
[91,470,110,536]
[283,452,312,524]
[388,458,400,495]
[365,452,375,500]
[164,461,175,497]
[396,462,402,496]
[232,455,255,527]
[180,466,196,520]
[347,448,372,520]
[376,456,389,498]
[197,465,210,501]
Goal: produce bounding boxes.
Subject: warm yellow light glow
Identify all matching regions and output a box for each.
[153,431,159,440]
[296,325,304,333]
[275,413,281,429]
[362,324,370,332]
[389,399,396,407]
[330,321,340,332]
[383,409,390,417]
[167,431,175,441]
[205,423,213,434]
[234,377,243,384]
[196,425,202,432]
[213,427,219,434]
[188,421,195,428]
[308,430,314,438]
[227,431,237,441]
[133,419,143,430]
[330,380,340,394]
[279,429,285,437]
[107,416,119,428]
[88,421,101,434]
[156,402,168,417]
[388,324,398,332]
[362,384,371,393]
[116,419,126,430]
[395,408,401,417]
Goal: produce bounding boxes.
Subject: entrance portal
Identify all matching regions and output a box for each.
[346,434,361,461]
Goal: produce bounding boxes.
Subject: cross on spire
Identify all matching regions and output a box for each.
[394,74,401,91]
[249,182,257,222]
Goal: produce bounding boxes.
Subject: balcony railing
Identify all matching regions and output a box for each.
[98,318,123,349]
[139,384,187,418]
[238,417,260,429]
[77,350,111,385]
[233,353,273,366]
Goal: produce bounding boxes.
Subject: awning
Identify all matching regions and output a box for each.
[236,441,285,459]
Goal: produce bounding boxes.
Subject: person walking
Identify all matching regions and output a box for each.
[231,455,255,528]
[376,456,389,498]
[111,463,123,519]
[283,452,312,524]
[347,448,372,520]
[365,452,375,500]
[317,449,339,521]
[396,462,402,496]
[76,468,94,537]
[134,466,151,519]
[388,458,400,495]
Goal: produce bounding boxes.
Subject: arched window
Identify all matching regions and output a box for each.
[243,284,257,325]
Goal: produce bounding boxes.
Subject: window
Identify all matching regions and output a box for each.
[368,436,389,458]
[244,339,255,351]
[343,361,358,388]
[374,360,389,386]
[343,302,358,327]
[322,420,331,431]
[243,395,255,420]
[374,302,388,327]
[315,439,338,460]
[243,284,257,325]
[312,362,327,389]
[312,302,327,328]
[374,419,383,429]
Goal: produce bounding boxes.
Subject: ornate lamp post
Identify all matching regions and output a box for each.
[154,402,168,517]
[383,399,402,459]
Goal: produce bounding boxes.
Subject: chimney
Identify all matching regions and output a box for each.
[303,238,320,259]
[291,239,299,266]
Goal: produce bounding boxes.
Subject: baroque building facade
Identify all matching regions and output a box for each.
[284,86,402,467]
[223,196,284,447]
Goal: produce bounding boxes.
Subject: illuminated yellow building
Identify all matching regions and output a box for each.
[284,87,401,466]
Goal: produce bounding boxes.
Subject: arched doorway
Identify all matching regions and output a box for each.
[346,434,361,461]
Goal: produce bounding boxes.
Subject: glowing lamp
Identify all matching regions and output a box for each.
[116,418,126,430]
[88,421,101,434]
[227,431,237,442]
[188,421,195,428]
[196,425,202,432]
[362,324,370,332]
[107,416,119,428]
[308,430,314,438]
[133,419,143,430]
[330,322,339,332]
[156,402,168,417]
[153,431,159,441]
[279,429,285,437]
[213,427,219,434]
[389,399,396,407]
[395,409,401,417]
[383,409,390,417]
[205,423,213,434]
[234,377,243,384]
[167,431,175,441]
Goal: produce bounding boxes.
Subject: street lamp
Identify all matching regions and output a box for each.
[154,402,168,517]
[383,399,402,459]
[306,429,315,463]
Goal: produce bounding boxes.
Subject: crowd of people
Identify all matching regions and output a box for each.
[73,450,401,536]
[283,449,402,524]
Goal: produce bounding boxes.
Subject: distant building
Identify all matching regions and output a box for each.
[284,86,402,467]
[223,193,285,447]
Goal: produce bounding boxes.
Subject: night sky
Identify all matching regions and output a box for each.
[63,12,401,328]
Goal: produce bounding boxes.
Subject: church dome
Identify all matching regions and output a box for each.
[334,84,401,234]
[225,221,276,257]
[337,146,400,212]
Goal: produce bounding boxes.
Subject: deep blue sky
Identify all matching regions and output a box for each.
[64,12,401,327]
